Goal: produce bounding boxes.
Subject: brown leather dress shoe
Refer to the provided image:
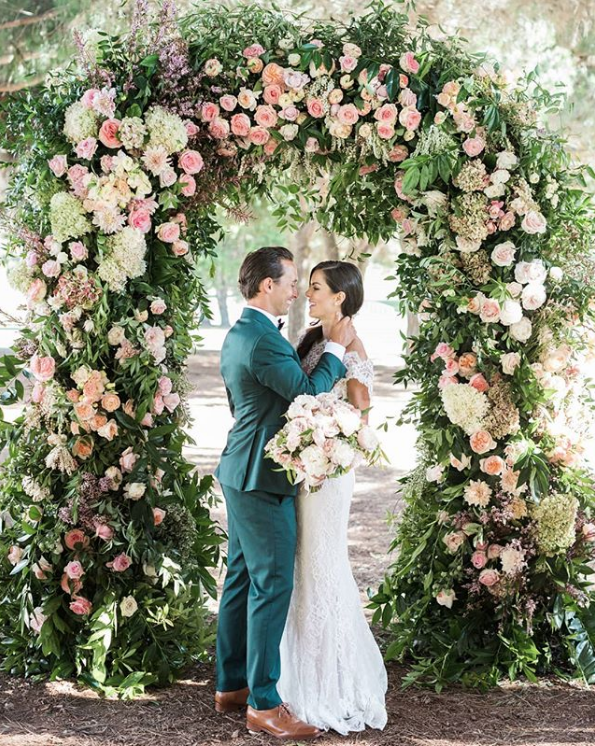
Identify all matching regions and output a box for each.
[214,686,250,713]
[246,703,323,740]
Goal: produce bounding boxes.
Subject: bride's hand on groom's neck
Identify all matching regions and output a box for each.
[329,316,356,348]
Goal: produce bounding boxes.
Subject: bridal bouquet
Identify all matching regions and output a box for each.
[265,392,384,491]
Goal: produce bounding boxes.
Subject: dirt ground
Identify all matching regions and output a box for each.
[1,352,594,746]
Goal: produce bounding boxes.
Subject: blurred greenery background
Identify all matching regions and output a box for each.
[1,0,593,340]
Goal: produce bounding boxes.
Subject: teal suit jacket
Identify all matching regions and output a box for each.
[215,307,346,496]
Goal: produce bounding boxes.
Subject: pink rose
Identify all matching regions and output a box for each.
[438,374,458,389]
[499,211,516,231]
[107,552,132,572]
[163,393,180,412]
[305,137,319,154]
[75,137,98,160]
[582,523,595,541]
[521,210,547,235]
[95,523,114,541]
[70,596,93,615]
[281,106,300,122]
[48,154,68,177]
[263,85,282,106]
[201,102,220,122]
[120,447,138,473]
[41,259,60,278]
[153,393,165,415]
[70,241,88,262]
[172,240,189,256]
[399,107,422,131]
[359,165,379,176]
[463,136,485,158]
[81,88,100,108]
[64,560,85,580]
[399,88,417,107]
[487,544,503,560]
[231,113,251,137]
[400,51,420,74]
[184,120,199,137]
[150,298,167,315]
[157,222,181,243]
[98,119,121,148]
[479,298,501,324]
[337,104,359,126]
[443,359,459,376]
[339,55,358,73]
[307,98,325,118]
[491,242,516,267]
[376,123,395,140]
[158,376,173,395]
[479,569,500,587]
[208,118,230,140]
[431,342,455,361]
[374,103,398,123]
[471,551,487,569]
[179,173,196,197]
[469,373,489,392]
[179,149,204,175]
[248,126,270,145]
[254,105,278,129]
[31,382,45,403]
[220,95,238,112]
[388,145,409,163]
[30,354,56,382]
[243,43,265,58]
[128,209,152,233]
[470,430,497,454]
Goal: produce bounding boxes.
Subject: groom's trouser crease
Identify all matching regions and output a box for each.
[216,485,297,710]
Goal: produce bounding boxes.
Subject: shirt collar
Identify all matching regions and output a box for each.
[246,305,282,328]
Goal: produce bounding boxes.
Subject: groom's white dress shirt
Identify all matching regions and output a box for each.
[246,305,346,362]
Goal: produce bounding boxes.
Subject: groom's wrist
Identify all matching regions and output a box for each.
[324,341,346,362]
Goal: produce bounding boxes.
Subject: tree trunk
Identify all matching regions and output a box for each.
[322,229,340,260]
[216,284,230,328]
[288,221,316,345]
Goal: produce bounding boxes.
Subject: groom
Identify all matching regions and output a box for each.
[214,246,355,739]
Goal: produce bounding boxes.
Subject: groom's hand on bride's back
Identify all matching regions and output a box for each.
[329,316,356,348]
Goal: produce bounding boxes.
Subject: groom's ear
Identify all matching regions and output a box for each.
[259,276,274,294]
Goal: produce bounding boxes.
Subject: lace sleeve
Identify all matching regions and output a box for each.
[343,352,374,397]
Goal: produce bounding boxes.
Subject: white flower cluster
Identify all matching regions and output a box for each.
[441,383,489,435]
[265,392,381,491]
[98,227,147,292]
[49,192,92,243]
[145,106,188,154]
[63,101,99,143]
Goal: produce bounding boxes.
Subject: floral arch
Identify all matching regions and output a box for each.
[0,1,594,695]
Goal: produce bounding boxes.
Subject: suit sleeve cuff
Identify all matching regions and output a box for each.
[324,341,346,362]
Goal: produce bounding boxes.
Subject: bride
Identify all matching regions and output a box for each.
[278,260,388,735]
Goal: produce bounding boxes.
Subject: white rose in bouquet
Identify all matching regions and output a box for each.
[334,405,361,437]
[330,440,356,469]
[357,425,379,451]
[300,444,331,482]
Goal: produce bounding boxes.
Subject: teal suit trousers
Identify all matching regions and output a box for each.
[216,485,297,710]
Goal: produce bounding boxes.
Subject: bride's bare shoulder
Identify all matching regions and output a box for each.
[345,336,368,360]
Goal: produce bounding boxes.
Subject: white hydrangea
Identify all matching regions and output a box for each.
[49,192,92,243]
[118,117,147,150]
[7,262,33,293]
[63,101,99,143]
[98,227,147,292]
[145,106,188,155]
[441,384,489,435]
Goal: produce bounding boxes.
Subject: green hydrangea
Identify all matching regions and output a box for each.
[49,192,92,243]
[63,101,99,143]
[533,492,578,556]
[145,106,188,155]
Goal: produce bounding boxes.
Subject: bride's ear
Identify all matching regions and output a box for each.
[334,291,346,307]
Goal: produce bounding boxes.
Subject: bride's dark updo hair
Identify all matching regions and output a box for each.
[297,261,364,360]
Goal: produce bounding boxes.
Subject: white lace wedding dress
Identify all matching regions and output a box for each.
[278,339,388,735]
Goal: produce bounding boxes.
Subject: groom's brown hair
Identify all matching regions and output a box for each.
[238,246,294,300]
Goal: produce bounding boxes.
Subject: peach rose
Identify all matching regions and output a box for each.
[97,419,118,441]
[479,298,501,324]
[231,113,251,137]
[463,136,485,157]
[98,119,121,148]
[470,430,497,454]
[172,240,189,256]
[458,352,477,377]
[69,596,92,615]
[30,354,56,382]
[7,545,23,565]
[248,126,270,145]
[120,447,138,473]
[262,63,286,87]
[64,529,88,550]
[75,402,95,421]
[27,278,47,305]
[247,58,264,74]
[153,507,166,526]
[179,149,204,174]
[388,144,409,163]
[480,455,505,476]
[469,373,489,392]
[72,436,94,460]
